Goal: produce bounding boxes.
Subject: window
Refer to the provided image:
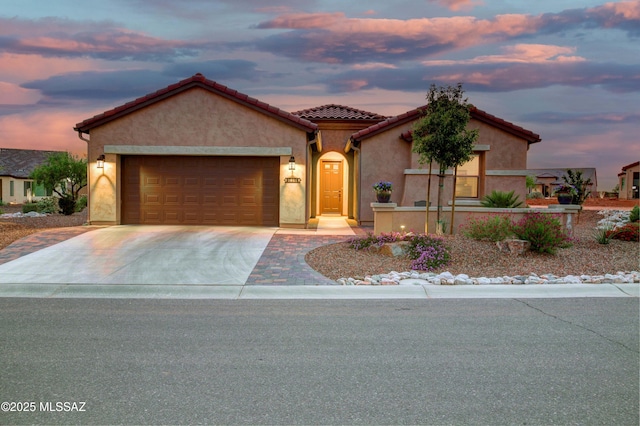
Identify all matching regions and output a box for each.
[455,155,479,198]
[9,180,14,197]
[34,183,50,197]
[24,181,33,197]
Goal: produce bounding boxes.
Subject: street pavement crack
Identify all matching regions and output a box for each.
[515,298,639,354]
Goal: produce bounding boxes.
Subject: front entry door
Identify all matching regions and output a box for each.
[321,160,343,214]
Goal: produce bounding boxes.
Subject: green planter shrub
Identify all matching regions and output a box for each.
[481,190,524,208]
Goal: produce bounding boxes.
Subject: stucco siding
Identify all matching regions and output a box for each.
[86,87,310,225]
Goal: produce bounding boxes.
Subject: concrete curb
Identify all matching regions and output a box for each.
[0,283,637,299]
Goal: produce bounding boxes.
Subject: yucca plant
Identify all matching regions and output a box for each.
[481,190,524,208]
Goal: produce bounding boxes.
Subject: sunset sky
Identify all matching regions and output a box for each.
[1,0,638,190]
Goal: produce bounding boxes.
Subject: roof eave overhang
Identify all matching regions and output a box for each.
[74,80,318,135]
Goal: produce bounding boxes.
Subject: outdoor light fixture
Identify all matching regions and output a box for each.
[96,154,105,168]
[285,155,301,183]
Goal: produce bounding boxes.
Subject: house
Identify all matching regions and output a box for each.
[0,148,59,204]
[74,73,540,227]
[527,168,598,198]
[618,161,639,200]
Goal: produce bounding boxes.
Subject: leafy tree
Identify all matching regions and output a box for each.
[412,83,479,233]
[30,152,87,215]
[526,175,537,192]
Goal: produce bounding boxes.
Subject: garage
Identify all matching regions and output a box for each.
[121,155,280,226]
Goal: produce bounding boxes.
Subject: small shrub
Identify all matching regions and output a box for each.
[349,232,451,272]
[607,223,639,242]
[348,233,380,250]
[36,197,58,214]
[593,226,614,245]
[630,205,639,223]
[22,203,38,213]
[58,195,76,216]
[527,191,544,199]
[511,212,573,254]
[406,234,450,271]
[461,214,513,242]
[75,195,87,212]
[481,190,524,208]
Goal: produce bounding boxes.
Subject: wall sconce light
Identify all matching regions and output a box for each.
[96,154,105,168]
[284,155,301,183]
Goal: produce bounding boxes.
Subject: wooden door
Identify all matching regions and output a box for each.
[321,160,343,214]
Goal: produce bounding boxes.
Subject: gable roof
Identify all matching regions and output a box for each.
[349,105,541,145]
[74,73,318,134]
[0,148,64,179]
[292,104,387,121]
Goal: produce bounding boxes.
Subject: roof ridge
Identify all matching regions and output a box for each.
[292,104,387,120]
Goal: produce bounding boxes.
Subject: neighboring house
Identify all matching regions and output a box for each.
[0,148,59,204]
[618,161,639,200]
[74,73,541,227]
[527,168,598,198]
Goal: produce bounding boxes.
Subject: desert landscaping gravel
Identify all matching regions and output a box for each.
[306,209,639,280]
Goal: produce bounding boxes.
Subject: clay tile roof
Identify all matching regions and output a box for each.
[350,105,541,145]
[292,104,387,121]
[74,73,318,134]
[0,148,65,179]
[350,107,423,141]
[622,161,639,171]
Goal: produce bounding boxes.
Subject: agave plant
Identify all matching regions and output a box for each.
[481,190,524,208]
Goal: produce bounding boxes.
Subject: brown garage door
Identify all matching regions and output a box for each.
[121,155,279,225]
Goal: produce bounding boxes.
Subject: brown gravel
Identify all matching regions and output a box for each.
[305,209,640,280]
[0,205,87,250]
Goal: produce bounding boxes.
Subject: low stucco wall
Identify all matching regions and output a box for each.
[371,203,581,235]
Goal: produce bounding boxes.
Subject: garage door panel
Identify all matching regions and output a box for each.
[122,155,279,225]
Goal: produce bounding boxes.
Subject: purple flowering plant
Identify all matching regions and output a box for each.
[373,181,393,193]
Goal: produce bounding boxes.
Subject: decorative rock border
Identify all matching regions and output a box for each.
[0,212,48,218]
[337,271,640,286]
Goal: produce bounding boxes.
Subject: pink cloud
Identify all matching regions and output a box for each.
[255,5,639,64]
[0,82,41,105]
[0,17,197,60]
[428,0,484,11]
[0,53,103,82]
[423,44,586,65]
[0,109,87,156]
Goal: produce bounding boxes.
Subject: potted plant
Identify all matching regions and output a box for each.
[553,184,577,205]
[373,181,393,203]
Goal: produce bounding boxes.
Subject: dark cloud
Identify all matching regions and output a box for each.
[322,62,640,94]
[19,60,266,102]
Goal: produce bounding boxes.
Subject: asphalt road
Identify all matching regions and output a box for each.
[1,298,638,425]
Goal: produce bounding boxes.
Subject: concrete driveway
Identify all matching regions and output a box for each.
[0,225,276,286]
